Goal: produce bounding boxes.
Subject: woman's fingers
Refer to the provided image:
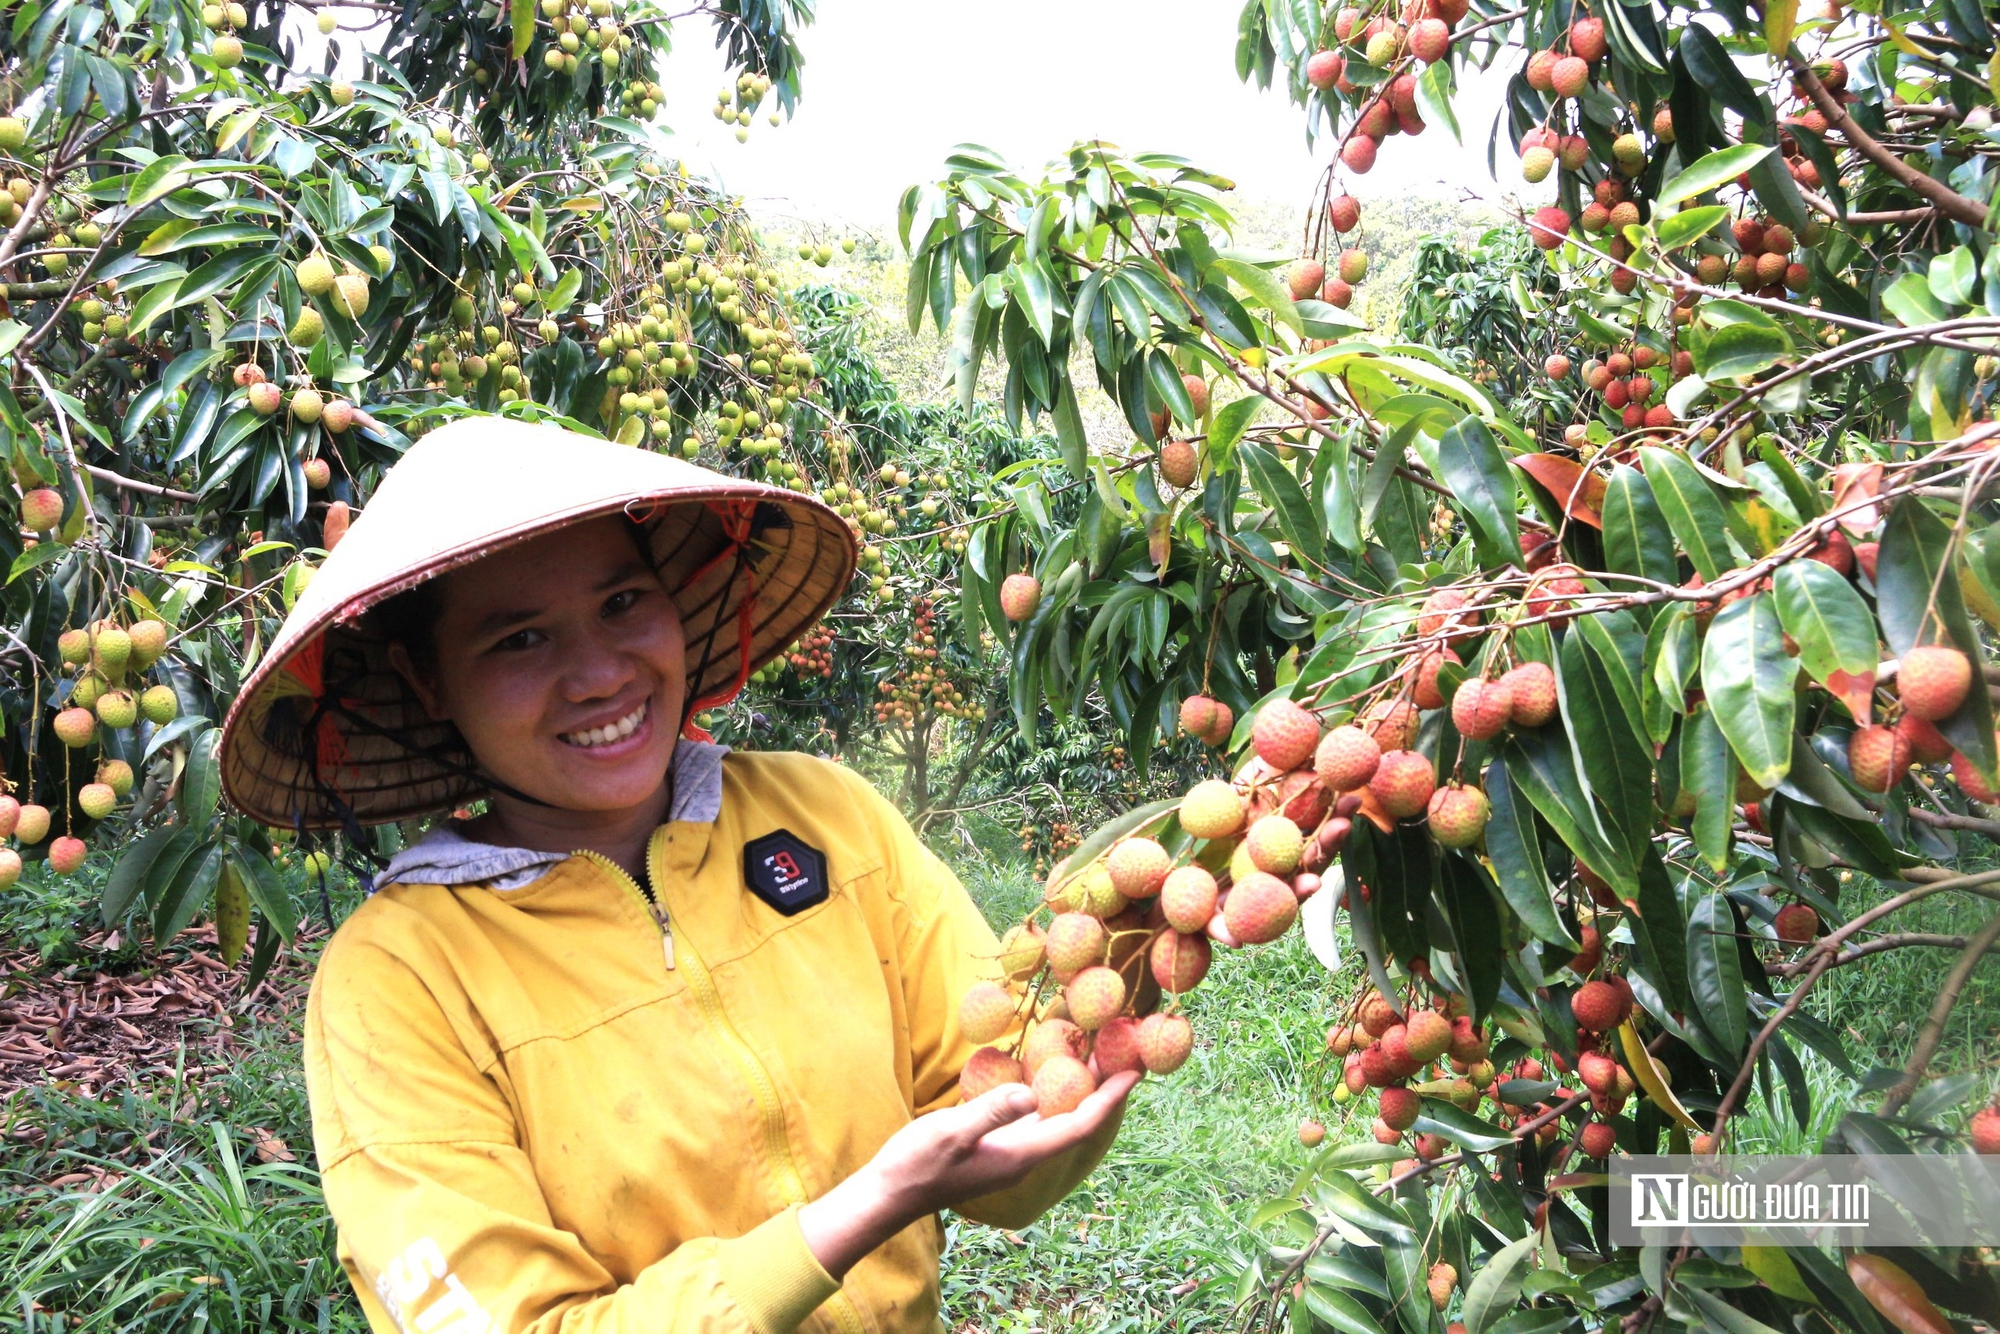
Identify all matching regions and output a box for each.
[977,1070,1141,1159]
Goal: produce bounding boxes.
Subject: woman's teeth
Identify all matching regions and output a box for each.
[562,700,647,748]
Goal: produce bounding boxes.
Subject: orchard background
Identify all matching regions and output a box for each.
[0,0,1998,1327]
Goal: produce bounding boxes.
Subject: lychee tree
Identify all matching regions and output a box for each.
[907,0,2000,1319]
[0,0,877,975]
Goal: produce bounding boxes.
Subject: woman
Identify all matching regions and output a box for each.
[219,418,1135,1334]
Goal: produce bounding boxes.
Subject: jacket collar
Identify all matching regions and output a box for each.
[373,740,731,891]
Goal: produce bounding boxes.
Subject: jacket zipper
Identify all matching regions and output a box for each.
[574,837,870,1334]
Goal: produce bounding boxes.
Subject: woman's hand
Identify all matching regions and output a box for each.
[797,1072,1138,1279]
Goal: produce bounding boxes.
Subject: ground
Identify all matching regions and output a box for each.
[0,848,1991,1332]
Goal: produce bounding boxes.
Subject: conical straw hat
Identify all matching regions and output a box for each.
[219,416,856,829]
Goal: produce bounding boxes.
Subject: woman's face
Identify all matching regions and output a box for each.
[395,517,687,815]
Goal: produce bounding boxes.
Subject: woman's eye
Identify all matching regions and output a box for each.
[604,588,645,617]
[492,628,543,652]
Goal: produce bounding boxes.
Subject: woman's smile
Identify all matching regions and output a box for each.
[558,695,652,752]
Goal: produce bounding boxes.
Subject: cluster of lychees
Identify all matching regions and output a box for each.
[1304,0,1469,177]
[872,597,985,727]
[784,624,835,679]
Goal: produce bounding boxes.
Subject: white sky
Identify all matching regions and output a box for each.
[650,0,1515,235]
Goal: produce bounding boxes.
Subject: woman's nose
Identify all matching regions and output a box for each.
[560,627,640,701]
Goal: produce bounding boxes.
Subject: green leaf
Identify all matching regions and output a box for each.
[1638,446,1731,582]
[1208,394,1260,455]
[1315,1170,1416,1240]
[102,821,180,925]
[1560,624,1653,865]
[1699,593,1796,790]
[1051,377,1089,480]
[1658,145,1775,207]
[1773,560,1879,713]
[229,844,299,942]
[179,726,223,824]
[1462,1233,1539,1334]
[1880,272,1948,328]
[1680,1280,1786,1334]
[1212,256,1303,334]
[1435,415,1519,569]
[1241,441,1321,559]
[1483,756,1577,948]
[1655,205,1730,250]
[1687,890,1747,1054]
[1412,1098,1513,1152]
[152,840,222,943]
[125,154,192,208]
[1680,704,1735,872]
[510,0,534,58]
[1763,0,1798,56]
[1306,1284,1389,1334]
[1504,729,1628,891]
[1927,246,1978,308]
[127,276,186,337]
[8,542,67,584]
[1693,321,1789,380]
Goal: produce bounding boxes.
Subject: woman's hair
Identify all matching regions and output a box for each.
[367,578,443,676]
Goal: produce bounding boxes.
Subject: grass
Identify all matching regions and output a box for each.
[1,846,1994,1333]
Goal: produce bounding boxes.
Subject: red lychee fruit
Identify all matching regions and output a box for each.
[1417,588,1479,638]
[1033,1053,1097,1115]
[1365,698,1420,750]
[1525,48,1559,90]
[1380,1085,1421,1130]
[1580,1120,1617,1159]
[1160,865,1220,933]
[1774,903,1819,944]
[1572,979,1624,1033]
[1854,541,1879,581]
[1092,1016,1147,1076]
[1569,15,1606,58]
[1848,723,1910,793]
[1971,1106,2000,1155]
[1023,1018,1089,1078]
[1404,1009,1453,1064]
[232,362,266,387]
[1180,779,1246,839]
[1299,1118,1327,1147]
[1320,276,1354,309]
[1341,133,1379,174]
[1066,966,1128,1031]
[1225,871,1300,945]
[48,836,86,875]
[1447,1015,1488,1062]
[1045,912,1109,978]
[52,707,96,747]
[1413,647,1459,710]
[1316,725,1382,791]
[1577,1050,1620,1095]
[1360,993,1399,1037]
[1370,750,1437,819]
[1544,354,1572,380]
[1328,195,1361,233]
[1451,677,1514,740]
[1951,748,1999,804]
[960,981,1019,1044]
[1137,1012,1194,1073]
[1427,783,1491,848]
[1501,661,1558,726]
[20,488,64,532]
[1896,713,1954,764]
[1107,837,1172,898]
[13,804,49,845]
[1254,698,1322,770]
[960,1046,1027,1099]
[1179,693,1234,746]
[1159,438,1199,489]
[1569,922,1602,975]
[1411,17,1450,61]
[1151,929,1213,993]
[1529,207,1571,250]
[1897,645,1972,721]
[1306,49,1344,89]
[1551,55,1589,98]
[1287,258,1327,302]
[999,573,1041,623]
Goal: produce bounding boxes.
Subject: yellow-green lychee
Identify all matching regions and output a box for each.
[1179,779,1245,840]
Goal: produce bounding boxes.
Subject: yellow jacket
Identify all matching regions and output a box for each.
[304,751,1106,1334]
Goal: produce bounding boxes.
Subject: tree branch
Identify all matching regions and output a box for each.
[1788,58,1989,228]
[1878,913,2000,1117]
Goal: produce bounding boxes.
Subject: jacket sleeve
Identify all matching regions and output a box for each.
[305,922,841,1334]
[861,782,1126,1232]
